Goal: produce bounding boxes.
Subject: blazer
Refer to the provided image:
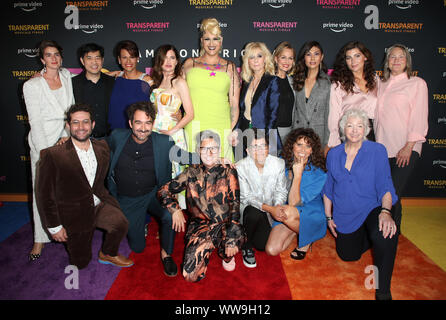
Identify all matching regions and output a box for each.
[36,139,120,234]
[238,74,280,130]
[106,129,197,198]
[23,67,75,159]
[292,72,331,146]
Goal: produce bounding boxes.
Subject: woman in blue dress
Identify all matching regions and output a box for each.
[108,40,153,129]
[265,128,327,260]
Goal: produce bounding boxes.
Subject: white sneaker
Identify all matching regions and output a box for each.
[222,257,236,272]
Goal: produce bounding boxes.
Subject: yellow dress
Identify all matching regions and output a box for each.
[184,67,233,161]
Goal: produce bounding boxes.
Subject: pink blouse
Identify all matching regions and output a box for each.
[375,73,428,158]
[328,81,377,147]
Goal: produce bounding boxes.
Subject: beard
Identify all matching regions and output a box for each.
[70,130,91,142]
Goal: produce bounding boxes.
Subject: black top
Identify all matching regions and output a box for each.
[276,76,294,127]
[114,135,157,197]
[72,72,115,138]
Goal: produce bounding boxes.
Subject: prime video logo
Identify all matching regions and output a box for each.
[261,0,292,8]
[133,0,164,9]
[323,21,354,32]
[17,48,38,58]
[433,159,446,169]
[14,2,43,12]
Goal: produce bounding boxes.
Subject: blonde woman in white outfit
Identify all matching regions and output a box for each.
[23,40,75,260]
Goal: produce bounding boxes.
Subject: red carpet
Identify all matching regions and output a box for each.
[105,221,292,300]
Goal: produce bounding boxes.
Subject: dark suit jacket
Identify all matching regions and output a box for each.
[238,74,280,130]
[72,71,115,136]
[36,139,120,234]
[106,129,198,198]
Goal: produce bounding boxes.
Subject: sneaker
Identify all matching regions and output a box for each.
[222,257,236,272]
[242,249,257,268]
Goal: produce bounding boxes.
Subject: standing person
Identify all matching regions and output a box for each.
[182,17,240,160]
[328,41,377,149]
[273,41,297,144]
[375,44,428,229]
[323,109,398,300]
[72,43,116,138]
[236,129,287,268]
[108,40,153,130]
[106,101,196,277]
[23,40,75,261]
[157,130,246,282]
[265,128,327,260]
[36,104,133,269]
[150,44,194,179]
[291,41,331,152]
[237,42,281,157]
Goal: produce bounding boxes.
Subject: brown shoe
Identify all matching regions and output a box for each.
[98,251,134,268]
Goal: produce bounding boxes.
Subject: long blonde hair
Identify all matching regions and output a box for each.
[241,42,275,82]
[199,18,222,56]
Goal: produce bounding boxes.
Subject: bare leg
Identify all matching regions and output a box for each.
[265,224,297,256]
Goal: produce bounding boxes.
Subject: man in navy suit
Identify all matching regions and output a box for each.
[106,101,197,277]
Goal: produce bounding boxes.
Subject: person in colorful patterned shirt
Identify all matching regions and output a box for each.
[157,130,246,282]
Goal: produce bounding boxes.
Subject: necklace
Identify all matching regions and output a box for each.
[202,58,221,77]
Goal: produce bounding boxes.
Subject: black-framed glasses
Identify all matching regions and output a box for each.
[200,146,220,154]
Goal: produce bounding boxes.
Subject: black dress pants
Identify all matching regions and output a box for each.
[335,206,399,297]
[388,151,420,230]
[242,206,271,251]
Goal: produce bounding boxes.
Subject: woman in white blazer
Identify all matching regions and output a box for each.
[23,40,74,260]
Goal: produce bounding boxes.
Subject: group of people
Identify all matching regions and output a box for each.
[22,17,428,300]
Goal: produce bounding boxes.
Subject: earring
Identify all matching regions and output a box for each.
[43,64,47,73]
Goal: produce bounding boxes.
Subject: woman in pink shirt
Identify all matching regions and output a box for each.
[375,44,428,229]
[328,41,378,149]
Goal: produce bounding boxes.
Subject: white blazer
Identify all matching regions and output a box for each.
[23,68,74,159]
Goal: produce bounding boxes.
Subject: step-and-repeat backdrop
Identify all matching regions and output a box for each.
[1,0,445,197]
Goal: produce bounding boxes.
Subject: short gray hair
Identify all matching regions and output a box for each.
[195,130,221,152]
[339,109,370,142]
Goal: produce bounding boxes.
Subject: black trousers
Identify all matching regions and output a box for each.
[242,206,271,251]
[335,206,399,297]
[118,189,175,254]
[388,151,420,229]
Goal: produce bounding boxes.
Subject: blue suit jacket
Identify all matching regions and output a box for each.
[106,129,197,198]
[238,74,280,130]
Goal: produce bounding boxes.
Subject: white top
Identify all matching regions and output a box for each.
[47,139,100,235]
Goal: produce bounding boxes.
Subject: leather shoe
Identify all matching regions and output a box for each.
[162,256,178,277]
[98,251,134,268]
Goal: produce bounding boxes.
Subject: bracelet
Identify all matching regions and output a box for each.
[380,207,392,214]
[326,216,333,221]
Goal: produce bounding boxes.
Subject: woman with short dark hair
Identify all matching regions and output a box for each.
[108,40,153,129]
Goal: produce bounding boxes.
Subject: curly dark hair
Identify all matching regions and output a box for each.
[330,41,376,94]
[292,41,328,92]
[150,44,182,91]
[280,128,326,172]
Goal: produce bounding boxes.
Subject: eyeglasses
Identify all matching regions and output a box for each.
[248,144,268,150]
[199,146,219,154]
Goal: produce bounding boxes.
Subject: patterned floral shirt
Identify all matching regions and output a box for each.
[157,164,242,245]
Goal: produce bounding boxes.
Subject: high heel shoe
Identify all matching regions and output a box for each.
[29,243,44,261]
[290,243,312,260]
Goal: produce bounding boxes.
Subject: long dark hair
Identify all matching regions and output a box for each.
[150,44,182,90]
[281,128,326,172]
[331,41,376,94]
[292,41,327,91]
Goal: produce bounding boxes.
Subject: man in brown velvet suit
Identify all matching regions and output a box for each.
[36,103,133,269]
